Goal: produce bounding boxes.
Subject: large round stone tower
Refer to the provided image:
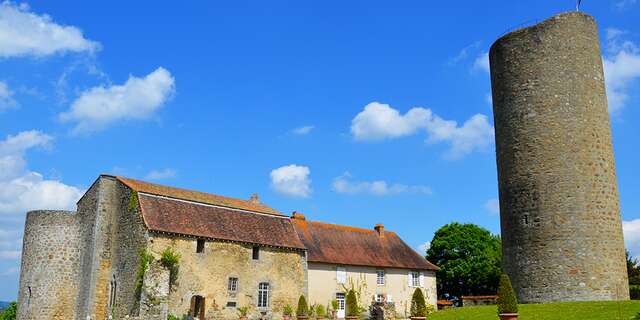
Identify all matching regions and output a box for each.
[489,12,629,303]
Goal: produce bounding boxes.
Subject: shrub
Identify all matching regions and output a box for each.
[135,250,154,300]
[496,273,518,314]
[283,304,294,316]
[297,295,309,317]
[238,306,249,317]
[410,288,427,317]
[160,247,181,289]
[331,299,338,312]
[345,289,359,317]
[630,285,640,300]
[0,301,16,320]
[167,315,179,320]
[316,304,327,318]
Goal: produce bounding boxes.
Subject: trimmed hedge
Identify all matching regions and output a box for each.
[346,289,358,317]
[496,273,518,314]
[297,295,309,317]
[410,288,427,317]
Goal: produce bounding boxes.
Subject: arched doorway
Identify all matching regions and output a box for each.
[190,295,205,319]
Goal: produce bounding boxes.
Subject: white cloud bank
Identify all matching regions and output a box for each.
[270,164,311,198]
[350,102,494,159]
[0,1,99,57]
[292,125,314,135]
[59,67,175,134]
[624,219,640,258]
[603,28,640,114]
[333,172,432,196]
[417,242,431,255]
[0,130,83,216]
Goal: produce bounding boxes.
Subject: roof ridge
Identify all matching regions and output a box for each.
[113,175,283,216]
[299,219,397,235]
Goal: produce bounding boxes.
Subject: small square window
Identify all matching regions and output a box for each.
[252,246,260,260]
[196,239,205,253]
[226,301,237,308]
[228,277,238,292]
[375,294,384,303]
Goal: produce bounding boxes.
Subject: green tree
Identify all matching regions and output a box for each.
[410,288,427,318]
[297,295,309,317]
[496,273,518,314]
[345,289,358,317]
[0,301,16,320]
[426,222,502,298]
[627,251,640,286]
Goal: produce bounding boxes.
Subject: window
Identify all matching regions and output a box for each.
[411,271,420,287]
[257,282,270,308]
[228,277,238,292]
[337,267,347,284]
[252,246,260,260]
[109,276,117,313]
[375,294,384,303]
[190,295,205,319]
[226,301,237,308]
[196,239,205,253]
[376,270,385,285]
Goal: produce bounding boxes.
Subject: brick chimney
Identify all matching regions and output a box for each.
[249,193,260,204]
[374,224,385,237]
[291,211,306,221]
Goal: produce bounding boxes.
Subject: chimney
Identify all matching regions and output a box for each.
[291,211,306,221]
[374,224,384,237]
[249,193,260,204]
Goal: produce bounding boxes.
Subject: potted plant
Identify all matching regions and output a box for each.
[410,288,427,320]
[315,304,327,320]
[497,273,518,320]
[345,289,359,320]
[297,295,309,320]
[330,300,339,320]
[238,306,249,320]
[283,305,294,320]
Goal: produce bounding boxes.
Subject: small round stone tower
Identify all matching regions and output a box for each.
[489,12,629,303]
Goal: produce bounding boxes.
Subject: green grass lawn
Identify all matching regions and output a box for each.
[429,301,640,320]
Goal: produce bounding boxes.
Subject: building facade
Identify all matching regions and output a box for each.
[17,175,437,320]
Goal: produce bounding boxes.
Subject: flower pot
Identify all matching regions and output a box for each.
[345,316,359,320]
[283,315,291,320]
[410,317,426,320]
[240,316,248,320]
[297,315,309,320]
[499,313,518,320]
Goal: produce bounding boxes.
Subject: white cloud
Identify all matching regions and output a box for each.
[0,250,20,259]
[0,81,17,110]
[417,242,431,255]
[1,266,19,275]
[0,131,83,216]
[449,41,481,65]
[292,125,314,135]
[602,29,640,114]
[616,0,637,9]
[270,164,311,198]
[0,2,99,57]
[473,52,490,73]
[332,172,432,196]
[59,67,175,134]
[350,102,494,159]
[485,198,500,216]
[623,219,640,258]
[145,168,176,180]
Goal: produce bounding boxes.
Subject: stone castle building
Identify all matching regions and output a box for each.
[489,12,629,303]
[17,175,437,320]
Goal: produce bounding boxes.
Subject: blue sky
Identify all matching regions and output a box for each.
[1,0,639,300]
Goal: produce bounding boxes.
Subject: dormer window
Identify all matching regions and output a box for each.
[196,239,205,253]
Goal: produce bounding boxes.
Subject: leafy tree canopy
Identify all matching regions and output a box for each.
[0,301,16,320]
[627,251,640,286]
[426,222,502,298]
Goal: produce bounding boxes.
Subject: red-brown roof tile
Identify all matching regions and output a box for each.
[116,176,283,216]
[292,218,438,270]
[138,193,305,249]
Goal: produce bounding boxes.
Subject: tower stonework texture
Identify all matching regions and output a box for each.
[489,12,629,303]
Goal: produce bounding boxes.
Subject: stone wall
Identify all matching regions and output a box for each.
[17,210,82,320]
[147,235,307,320]
[490,12,629,303]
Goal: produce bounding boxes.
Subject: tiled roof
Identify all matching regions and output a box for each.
[137,193,306,249]
[116,176,283,216]
[292,218,438,270]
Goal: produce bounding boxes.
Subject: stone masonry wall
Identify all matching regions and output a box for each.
[17,210,82,320]
[490,12,629,303]
[147,235,307,320]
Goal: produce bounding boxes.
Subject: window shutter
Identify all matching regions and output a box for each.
[419,272,425,287]
[408,271,412,287]
[386,294,393,302]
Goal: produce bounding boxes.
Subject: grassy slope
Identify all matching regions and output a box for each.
[429,301,640,320]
